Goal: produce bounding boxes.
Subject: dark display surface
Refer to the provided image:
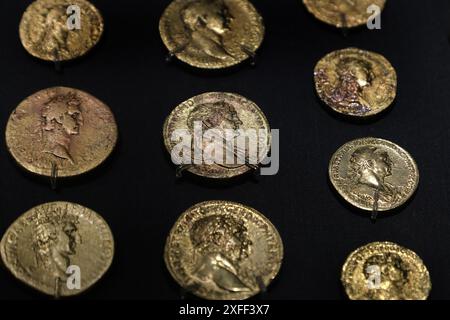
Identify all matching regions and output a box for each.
[0,0,449,300]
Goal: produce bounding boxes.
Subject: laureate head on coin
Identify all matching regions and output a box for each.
[159,0,265,69]
[329,138,419,212]
[341,242,431,300]
[163,92,271,179]
[303,0,386,28]
[164,201,283,300]
[0,202,114,297]
[314,48,397,117]
[19,0,104,62]
[6,87,118,178]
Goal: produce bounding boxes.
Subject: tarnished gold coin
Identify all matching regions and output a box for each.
[0,202,114,297]
[19,0,104,61]
[303,0,386,28]
[159,0,265,69]
[341,242,431,300]
[6,87,118,178]
[329,138,419,212]
[314,48,397,117]
[163,92,271,179]
[164,201,283,300]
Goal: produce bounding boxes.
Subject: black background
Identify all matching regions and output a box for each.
[0,0,449,300]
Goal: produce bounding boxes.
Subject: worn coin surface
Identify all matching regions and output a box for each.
[19,0,104,61]
[341,242,431,300]
[314,48,397,117]
[159,0,265,69]
[303,0,386,28]
[164,201,283,300]
[329,138,419,212]
[6,87,117,178]
[163,92,271,179]
[0,202,114,297]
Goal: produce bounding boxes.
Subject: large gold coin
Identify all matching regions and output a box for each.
[0,202,114,297]
[164,201,283,300]
[159,0,265,69]
[303,0,386,28]
[163,92,271,179]
[314,48,397,117]
[341,242,431,300]
[19,0,104,61]
[6,87,118,178]
[329,138,419,212]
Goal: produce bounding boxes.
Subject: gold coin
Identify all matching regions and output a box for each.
[163,92,271,179]
[6,87,118,178]
[159,0,265,69]
[329,138,419,212]
[164,200,283,300]
[341,242,431,300]
[0,202,114,297]
[314,48,397,117]
[303,0,386,28]
[19,0,104,62]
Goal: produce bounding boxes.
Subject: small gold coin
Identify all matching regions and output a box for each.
[341,242,431,300]
[6,87,118,178]
[0,202,114,297]
[303,0,386,28]
[164,200,283,300]
[163,92,271,179]
[19,0,104,62]
[159,0,265,69]
[314,48,397,117]
[329,138,419,212]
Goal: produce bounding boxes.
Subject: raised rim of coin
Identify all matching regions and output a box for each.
[5,86,118,178]
[314,47,397,117]
[19,0,104,62]
[0,201,114,297]
[159,0,265,69]
[164,200,284,300]
[303,0,387,28]
[329,137,419,212]
[341,241,431,300]
[163,92,271,179]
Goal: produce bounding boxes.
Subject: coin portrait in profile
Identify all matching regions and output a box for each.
[363,253,410,300]
[32,211,82,282]
[180,0,234,61]
[188,215,253,293]
[42,6,69,57]
[346,146,399,205]
[41,94,83,164]
[187,101,242,132]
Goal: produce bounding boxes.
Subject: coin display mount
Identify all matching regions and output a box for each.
[303,0,387,29]
[5,87,118,181]
[19,0,104,62]
[0,201,114,297]
[314,47,397,118]
[159,0,265,69]
[329,137,419,212]
[163,92,271,179]
[341,242,431,300]
[164,200,283,300]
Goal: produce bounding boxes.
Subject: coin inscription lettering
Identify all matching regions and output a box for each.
[164,201,283,300]
[159,0,265,69]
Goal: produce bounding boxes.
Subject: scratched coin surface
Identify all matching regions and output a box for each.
[341,242,431,300]
[159,0,265,69]
[6,87,117,178]
[19,0,104,61]
[0,202,114,297]
[303,0,386,28]
[329,138,419,212]
[163,92,271,179]
[165,201,283,300]
[315,48,397,117]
